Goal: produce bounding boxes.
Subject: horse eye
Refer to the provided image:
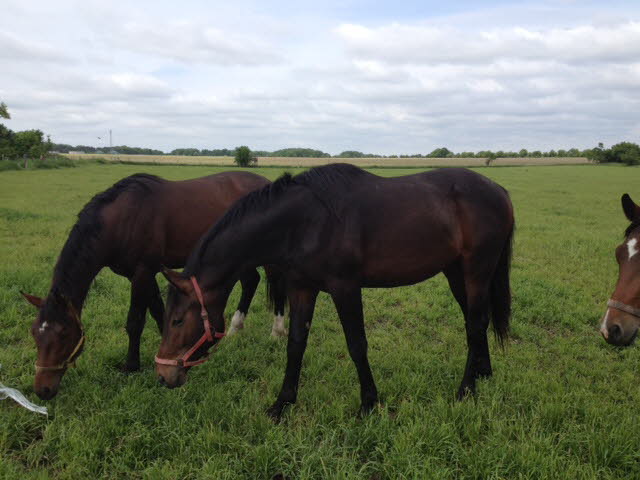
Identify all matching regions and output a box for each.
[172,317,184,327]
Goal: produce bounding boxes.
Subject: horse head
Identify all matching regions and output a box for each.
[22,290,84,399]
[601,194,640,346]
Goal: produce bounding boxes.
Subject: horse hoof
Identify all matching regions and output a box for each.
[456,385,475,401]
[120,362,140,373]
[270,328,288,338]
[266,402,289,422]
[358,405,375,418]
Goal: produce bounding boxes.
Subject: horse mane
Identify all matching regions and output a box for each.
[50,173,164,302]
[187,163,369,270]
[625,221,640,238]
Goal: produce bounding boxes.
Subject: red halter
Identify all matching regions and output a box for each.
[155,276,225,368]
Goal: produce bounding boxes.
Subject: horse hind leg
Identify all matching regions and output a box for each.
[455,255,498,400]
[227,268,260,336]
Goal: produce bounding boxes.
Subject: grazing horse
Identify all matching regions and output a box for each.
[155,164,514,420]
[21,172,287,400]
[600,194,640,346]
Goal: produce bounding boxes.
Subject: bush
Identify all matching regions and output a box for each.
[234,146,257,167]
[0,160,21,171]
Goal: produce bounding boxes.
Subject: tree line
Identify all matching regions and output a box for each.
[51,143,640,163]
[2,100,638,165]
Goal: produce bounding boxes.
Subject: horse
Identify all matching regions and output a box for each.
[21,172,287,400]
[600,193,640,346]
[155,163,514,420]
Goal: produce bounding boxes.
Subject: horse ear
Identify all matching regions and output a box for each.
[21,291,44,309]
[161,268,192,294]
[622,194,640,222]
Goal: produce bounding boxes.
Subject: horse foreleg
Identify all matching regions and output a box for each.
[123,271,151,372]
[266,287,318,421]
[265,265,287,337]
[148,276,164,333]
[227,269,260,335]
[331,288,378,415]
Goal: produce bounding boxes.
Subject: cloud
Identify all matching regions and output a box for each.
[336,21,640,65]
[2,1,640,154]
[108,20,283,66]
[0,31,71,63]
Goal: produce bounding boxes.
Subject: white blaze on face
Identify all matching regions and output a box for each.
[627,238,639,259]
[38,321,48,334]
[600,310,610,339]
[227,311,246,336]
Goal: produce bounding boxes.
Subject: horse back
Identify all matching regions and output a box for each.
[100,172,269,272]
[326,168,513,287]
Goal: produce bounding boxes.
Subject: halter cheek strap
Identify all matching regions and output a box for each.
[154,276,225,368]
[35,302,85,373]
[607,299,640,319]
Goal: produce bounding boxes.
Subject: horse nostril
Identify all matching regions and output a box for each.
[158,375,166,386]
[609,324,622,341]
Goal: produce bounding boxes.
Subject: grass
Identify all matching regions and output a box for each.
[64,153,590,168]
[1,163,639,479]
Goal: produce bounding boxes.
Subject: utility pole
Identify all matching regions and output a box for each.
[109,129,112,151]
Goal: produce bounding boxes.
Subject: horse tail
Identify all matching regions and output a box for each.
[265,265,287,314]
[489,220,514,347]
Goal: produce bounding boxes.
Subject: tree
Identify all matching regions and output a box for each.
[0,102,9,120]
[610,142,640,166]
[428,147,452,158]
[234,146,257,167]
[485,152,497,166]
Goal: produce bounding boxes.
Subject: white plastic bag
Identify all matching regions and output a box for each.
[0,365,48,416]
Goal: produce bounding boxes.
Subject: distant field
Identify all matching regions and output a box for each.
[65,153,590,167]
[2,163,639,479]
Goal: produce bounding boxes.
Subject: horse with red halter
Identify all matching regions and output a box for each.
[22,172,286,400]
[155,164,514,420]
[600,194,640,346]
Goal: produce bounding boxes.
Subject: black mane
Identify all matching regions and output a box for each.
[50,173,164,303]
[625,221,640,238]
[186,163,369,272]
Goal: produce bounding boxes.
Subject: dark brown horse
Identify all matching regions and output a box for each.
[155,164,514,420]
[22,172,286,400]
[600,194,640,346]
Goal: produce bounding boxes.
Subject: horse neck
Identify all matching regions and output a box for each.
[49,229,107,313]
[199,197,302,279]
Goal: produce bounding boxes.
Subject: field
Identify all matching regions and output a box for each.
[1,163,639,479]
[64,153,590,168]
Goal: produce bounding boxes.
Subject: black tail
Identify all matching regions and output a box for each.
[489,222,514,346]
[265,265,287,315]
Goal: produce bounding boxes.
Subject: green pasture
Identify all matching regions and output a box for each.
[1,164,639,479]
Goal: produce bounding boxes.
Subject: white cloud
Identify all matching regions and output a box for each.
[109,20,283,66]
[1,1,640,154]
[336,21,640,65]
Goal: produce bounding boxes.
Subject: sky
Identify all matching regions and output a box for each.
[1,0,639,155]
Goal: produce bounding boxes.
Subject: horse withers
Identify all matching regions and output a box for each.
[600,194,640,346]
[155,164,514,420]
[21,172,286,400]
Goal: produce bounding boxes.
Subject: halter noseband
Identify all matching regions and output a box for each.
[607,299,640,319]
[154,276,225,368]
[35,301,85,373]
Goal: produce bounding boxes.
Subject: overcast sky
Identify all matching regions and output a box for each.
[2,0,639,154]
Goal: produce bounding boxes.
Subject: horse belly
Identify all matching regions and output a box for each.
[360,224,459,288]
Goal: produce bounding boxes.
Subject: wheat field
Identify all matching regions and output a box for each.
[64,153,590,168]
